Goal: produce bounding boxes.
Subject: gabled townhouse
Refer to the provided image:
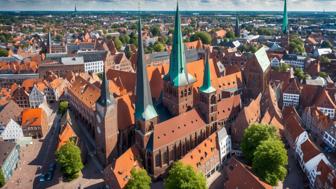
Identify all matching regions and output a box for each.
[217,127,231,164]
[103,146,142,189]
[0,119,24,141]
[315,89,336,119]
[0,100,23,128]
[302,106,332,144]
[296,139,332,188]
[29,85,46,108]
[323,123,336,151]
[268,52,284,68]
[224,157,273,189]
[231,94,261,144]
[314,160,336,189]
[282,78,301,108]
[44,78,69,103]
[181,132,221,180]
[0,141,20,183]
[12,86,30,108]
[21,108,48,138]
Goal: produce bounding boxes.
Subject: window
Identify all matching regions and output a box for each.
[155,153,161,167]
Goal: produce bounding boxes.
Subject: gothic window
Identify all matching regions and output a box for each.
[155,153,161,167]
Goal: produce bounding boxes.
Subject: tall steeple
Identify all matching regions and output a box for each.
[200,52,216,94]
[47,31,52,53]
[282,0,288,34]
[235,13,240,37]
[135,18,158,121]
[97,67,112,106]
[165,2,195,87]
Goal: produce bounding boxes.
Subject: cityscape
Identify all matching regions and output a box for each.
[0,0,336,189]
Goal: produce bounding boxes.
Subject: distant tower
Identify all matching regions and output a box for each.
[134,18,158,153]
[281,0,289,48]
[95,67,119,166]
[47,32,52,53]
[282,0,288,34]
[163,2,196,116]
[235,14,240,38]
[199,52,217,134]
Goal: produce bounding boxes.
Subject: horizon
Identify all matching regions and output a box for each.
[0,0,336,12]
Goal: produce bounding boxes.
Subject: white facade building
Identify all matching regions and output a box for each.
[323,125,336,150]
[317,107,335,119]
[283,93,300,107]
[29,86,46,108]
[0,119,24,141]
[84,60,104,73]
[217,127,231,164]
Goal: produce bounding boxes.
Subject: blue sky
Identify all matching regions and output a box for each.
[0,0,335,11]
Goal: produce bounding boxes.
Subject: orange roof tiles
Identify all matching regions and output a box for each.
[217,95,241,121]
[57,123,77,150]
[284,115,305,142]
[105,146,142,189]
[225,158,273,189]
[181,132,219,171]
[21,108,46,127]
[315,88,336,110]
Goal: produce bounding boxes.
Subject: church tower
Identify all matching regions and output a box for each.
[95,67,118,166]
[199,52,218,135]
[163,3,196,116]
[235,14,240,38]
[134,18,158,151]
[47,32,52,54]
[281,0,289,48]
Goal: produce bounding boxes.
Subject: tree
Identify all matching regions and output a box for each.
[153,42,165,52]
[252,139,288,186]
[289,36,305,54]
[120,35,130,45]
[190,32,212,44]
[0,169,5,187]
[150,25,161,36]
[56,141,83,180]
[0,48,8,57]
[113,37,123,51]
[241,123,278,163]
[319,72,328,78]
[164,161,207,189]
[126,168,151,189]
[320,56,331,64]
[321,40,333,49]
[294,68,307,80]
[278,63,290,72]
[59,100,69,115]
[225,31,235,39]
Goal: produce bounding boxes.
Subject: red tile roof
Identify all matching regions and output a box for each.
[225,158,273,189]
[300,139,321,163]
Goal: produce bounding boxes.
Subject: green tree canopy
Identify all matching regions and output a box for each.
[0,48,8,57]
[190,32,212,44]
[126,168,151,189]
[113,37,123,51]
[225,31,235,39]
[278,63,290,72]
[59,100,69,115]
[164,161,207,189]
[241,123,278,163]
[289,36,305,54]
[153,42,165,52]
[56,141,83,180]
[294,68,308,80]
[321,40,333,49]
[252,139,288,186]
[119,35,131,45]
[150,25,161,36]
[318,72,328,78]
[0,169,5,187]
[320,55,331,64]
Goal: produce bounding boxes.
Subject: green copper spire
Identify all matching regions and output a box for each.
[165,2,195,87]
[282,0,288,34]
[97,66,112,106]
[135,18,158,121]
[200,52,216,94]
